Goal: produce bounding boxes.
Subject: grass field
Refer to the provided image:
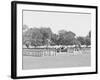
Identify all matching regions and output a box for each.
[22,48,91,70]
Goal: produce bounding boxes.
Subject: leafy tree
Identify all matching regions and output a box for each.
[85,31,91,46]
[24,40,31,48]
[77,37,85,45]
[23,27,53,48]
[85,37,91,46]
[39,27,52,45]
[23,25,28,31]
[31,28,43,47]
[22,28,33,47]
[58,30,76,45]
[22,26,91,48]
[51,33,59,45]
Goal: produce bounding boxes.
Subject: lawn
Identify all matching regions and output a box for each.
[22,48,91,70]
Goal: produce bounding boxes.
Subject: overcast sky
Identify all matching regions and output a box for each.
[23,10,91,37]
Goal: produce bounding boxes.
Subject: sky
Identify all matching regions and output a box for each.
[23,10,91,37]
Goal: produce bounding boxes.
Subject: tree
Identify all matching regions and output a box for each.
[31,28,43,47]
[85,31,91,46]
[85,37,91,46]
[51,33,59,45]
[23,25,28,32]
[23,27,53,48]
[39,27,52,45]
[24,40,31,48]
[58,30,76,45]
[23,28,33,48]
[77,37,85,45]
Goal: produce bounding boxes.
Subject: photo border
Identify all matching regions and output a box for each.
[11,1,98,79]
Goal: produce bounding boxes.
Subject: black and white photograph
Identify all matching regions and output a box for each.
[11,1,97,79]
[22,10,91,69]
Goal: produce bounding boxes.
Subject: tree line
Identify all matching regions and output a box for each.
[23,25,91,48]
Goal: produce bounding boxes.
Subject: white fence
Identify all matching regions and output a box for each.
[23,47,90,57]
